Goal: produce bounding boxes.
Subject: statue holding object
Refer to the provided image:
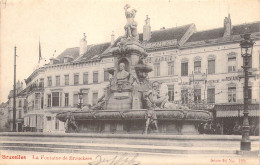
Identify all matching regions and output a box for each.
[124,4,138,40]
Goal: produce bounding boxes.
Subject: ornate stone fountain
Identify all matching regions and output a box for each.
[56,5,211,134]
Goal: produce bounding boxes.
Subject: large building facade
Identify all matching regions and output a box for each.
[9,15,259,134]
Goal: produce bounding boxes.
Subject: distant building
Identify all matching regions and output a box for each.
[16,14,260,134]
[6,81,26,132]
[0,102,8,131]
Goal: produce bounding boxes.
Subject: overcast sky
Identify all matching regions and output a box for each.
[1,0,260,102]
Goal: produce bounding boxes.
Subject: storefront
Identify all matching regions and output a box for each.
[214,104,259,135]
[23,114,44,132]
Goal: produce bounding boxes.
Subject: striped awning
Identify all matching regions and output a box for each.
[214,104,260,117]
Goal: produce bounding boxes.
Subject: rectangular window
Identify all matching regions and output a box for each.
[83,93,88,106]
[228,57,236,72]
[19,100,22,107]
[39,78,44,87]
[181,89,188,104]
[19,110,22,118]
[74,74,79,85]
[56,76,60,86]
[228,87,236,103]
[35,93,41,110]
[92,92,98,105]
[46,116,51,121]
[194,61,201,74]
[73,94,78,107]
[83,73,88,85]
[47,94,51,107]
[194,89,201,103]
[181,62,188,76]
[93,71,99,84]
[47,77,52,86]
[41,95,44,109]
[65,93,69,107]
[168,62,174,75]
[168,85,174,102]
[207,88,215,103]
[52,92,60,107]
[65,75,69,85]
[208,60,215,74]
[55,118,59,130]
[154,63,160,76]
[104,70,109,82]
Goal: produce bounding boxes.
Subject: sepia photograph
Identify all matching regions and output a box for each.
[0,0,260,164]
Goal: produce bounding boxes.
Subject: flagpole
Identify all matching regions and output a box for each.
[39,38,42,63]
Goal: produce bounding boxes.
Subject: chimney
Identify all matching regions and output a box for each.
[224,14,232,37]
[111,31,115,45]
[143,15,151,41]
[21,82,23,90]
[80,33,88,55]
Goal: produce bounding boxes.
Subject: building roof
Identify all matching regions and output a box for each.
[76,42,110,61]
[0,102,7,108]
[148,24,192,43]
[187,28,224,42]
[232,22,260,35]
[56,47,79,62]
[186,22,260,43]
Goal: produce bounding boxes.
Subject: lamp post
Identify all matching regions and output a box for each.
[240,33,254,151]
[78,91,83,109]
[13,46,17,132]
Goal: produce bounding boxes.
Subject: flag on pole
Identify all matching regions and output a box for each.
[38,39,42,63]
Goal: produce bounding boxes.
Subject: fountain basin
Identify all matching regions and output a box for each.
[56,109,211,134]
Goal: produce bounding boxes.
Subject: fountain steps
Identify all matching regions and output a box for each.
[0,133,259,156]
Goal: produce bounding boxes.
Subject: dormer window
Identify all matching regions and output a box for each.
[64,56,73,63]
[49,57,59,65]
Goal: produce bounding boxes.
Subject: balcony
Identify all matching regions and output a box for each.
[189,73,206,81]
[27,82,44,94]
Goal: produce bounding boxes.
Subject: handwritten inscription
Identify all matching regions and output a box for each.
[88,153,140,165]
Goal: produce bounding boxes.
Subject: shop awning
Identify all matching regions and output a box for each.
[214,104,260,117]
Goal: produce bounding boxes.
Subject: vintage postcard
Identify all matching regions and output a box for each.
[0,0,260,164]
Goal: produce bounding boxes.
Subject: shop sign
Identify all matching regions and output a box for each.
[222,76,239,81]
[101,58,113,64]
[144,39,177,49]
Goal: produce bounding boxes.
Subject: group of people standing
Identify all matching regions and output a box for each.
[198,120,259,136]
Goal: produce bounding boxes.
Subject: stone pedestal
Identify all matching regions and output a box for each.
[181,123,199,135]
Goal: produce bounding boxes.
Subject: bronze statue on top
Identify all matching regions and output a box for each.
[124,4,138,40]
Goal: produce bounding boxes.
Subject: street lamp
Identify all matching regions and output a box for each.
[240,33,254,151]
[78,91,83,109]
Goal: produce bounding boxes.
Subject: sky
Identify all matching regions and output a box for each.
[1,0,260,103]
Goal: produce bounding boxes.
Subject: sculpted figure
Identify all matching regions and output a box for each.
[145,81,169,109]
[144,109,159,134]
[144,81,189,110]
[64,112,79,133]
[124,4,138,39]
[117,63,130,82]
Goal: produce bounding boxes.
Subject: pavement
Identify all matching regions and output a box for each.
[0,132,259,165]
